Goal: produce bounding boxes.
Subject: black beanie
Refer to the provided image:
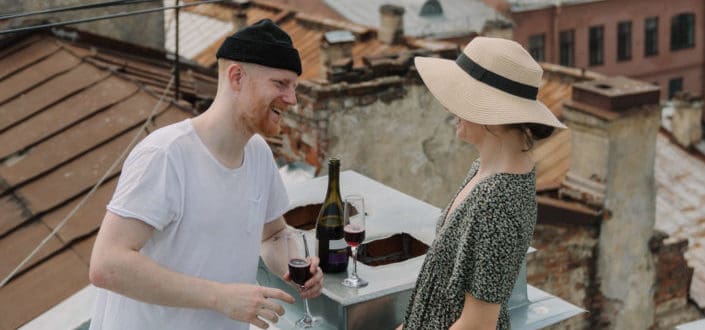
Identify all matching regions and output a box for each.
[216,19,302,76]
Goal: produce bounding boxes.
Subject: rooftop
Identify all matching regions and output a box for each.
[323,0,511,38]
[0,28,220,329]
[530,63,705,309]
[168,0,458,80]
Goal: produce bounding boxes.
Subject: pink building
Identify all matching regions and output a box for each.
[489,0,704,99]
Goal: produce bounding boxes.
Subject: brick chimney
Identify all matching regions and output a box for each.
[378,4,405,44]
[670,92,703,148]
[231,1,250,32]
[560,76,661,329]
[320,30,355,78]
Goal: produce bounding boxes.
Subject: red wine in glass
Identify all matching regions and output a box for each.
[288,258,312,286]
[344,224,365,247]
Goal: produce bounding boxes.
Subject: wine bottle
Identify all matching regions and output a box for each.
[315,158,349,273]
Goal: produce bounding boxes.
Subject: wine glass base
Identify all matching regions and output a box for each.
[342,277,368,288]
[295,316,321,328]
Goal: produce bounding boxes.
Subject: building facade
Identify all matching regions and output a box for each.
[503,0,704,99]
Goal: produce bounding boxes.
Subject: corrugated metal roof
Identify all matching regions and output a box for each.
[0,30,215,329]
[654,132,705,308]
[164,9,232,59]
[324,0,510,38]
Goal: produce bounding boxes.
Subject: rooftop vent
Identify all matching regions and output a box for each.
[324,30,356,44]
[420,0,443,17]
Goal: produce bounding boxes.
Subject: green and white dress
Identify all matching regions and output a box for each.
[403,159,537,330]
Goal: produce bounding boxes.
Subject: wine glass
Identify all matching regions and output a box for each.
[286,231,320,328]
[342,195,368,288]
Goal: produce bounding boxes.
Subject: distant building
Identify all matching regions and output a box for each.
[483,0,704,99]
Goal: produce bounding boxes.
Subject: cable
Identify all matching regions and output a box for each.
[0,0,160,20]
[0,75,175,288]
[0,0,226,35]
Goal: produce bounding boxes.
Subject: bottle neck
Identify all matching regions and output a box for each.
[327,163,340,196]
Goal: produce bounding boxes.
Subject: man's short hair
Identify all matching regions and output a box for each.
[216,19,302,76]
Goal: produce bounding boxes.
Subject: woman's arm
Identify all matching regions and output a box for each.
[449,292,500,330]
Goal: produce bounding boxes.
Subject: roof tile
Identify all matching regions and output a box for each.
[0,250,88,330]
[0,91,158,187]
[0,50,81,104]
[0,76,139,161]
[0,64,110,131]
[0,222,64,281]
[0,38,61,81]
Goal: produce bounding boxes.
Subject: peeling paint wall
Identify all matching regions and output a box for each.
[326,83,477,207]
[597,107,661,330]
[285,80,477,208]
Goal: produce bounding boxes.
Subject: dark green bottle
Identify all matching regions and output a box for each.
[315,158,348,273]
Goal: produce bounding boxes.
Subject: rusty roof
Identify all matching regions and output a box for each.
[177,0,456,81]
[0,29,218,329]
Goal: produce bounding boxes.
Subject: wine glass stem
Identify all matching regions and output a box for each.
[302,288,313,323]
[352,246,359,279]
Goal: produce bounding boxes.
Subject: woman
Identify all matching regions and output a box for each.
[400,37,566,330]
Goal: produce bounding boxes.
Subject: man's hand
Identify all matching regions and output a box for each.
[214,283,295,329]
[283,255,324,299]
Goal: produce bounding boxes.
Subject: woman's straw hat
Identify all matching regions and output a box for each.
[414,37,566,129]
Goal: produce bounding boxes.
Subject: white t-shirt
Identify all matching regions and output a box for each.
[90,119,290,330]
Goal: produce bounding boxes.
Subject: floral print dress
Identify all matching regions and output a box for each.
[403,159,537,330]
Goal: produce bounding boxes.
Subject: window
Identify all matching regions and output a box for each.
[559,30,575,66]
[529,34,545,61]
[668,77,683,99]
[589,25,604,66]
[671,13,695,50]
[644,17,658,56]
[617,21,632,61]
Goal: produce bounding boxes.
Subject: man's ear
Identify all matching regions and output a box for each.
[227,62,245,91]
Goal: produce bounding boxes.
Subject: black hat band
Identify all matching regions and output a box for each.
[456,53,538,100]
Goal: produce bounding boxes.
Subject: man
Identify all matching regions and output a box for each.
[89,19,323,330]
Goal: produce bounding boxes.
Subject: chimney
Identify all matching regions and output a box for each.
[231,1,251,31]
[378,4,405,44]
[670,92,703,148]
[560,76,661,329]
[320,30,355,78]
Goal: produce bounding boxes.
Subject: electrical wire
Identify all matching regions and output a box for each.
[0,75,175,288]
[0,0,160,20]
[0,0,225,35]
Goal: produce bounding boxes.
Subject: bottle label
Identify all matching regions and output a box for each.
[330,238,347,250]
[328,239,348,265]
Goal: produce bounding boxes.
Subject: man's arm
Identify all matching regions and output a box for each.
[260,217,324,299]
[89,211,294,329]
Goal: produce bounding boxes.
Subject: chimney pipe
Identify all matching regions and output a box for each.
[320,30,355,78]
[670,92,703,148]
[560,76,661,329]
[231,1,251,31]
[378,4,405,44]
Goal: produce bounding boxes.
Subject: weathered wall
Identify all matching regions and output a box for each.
[528,222,599,329]
[650,232,703,329]
[596,107,661,330]
[326,83,477,207]
[281,77,476,208]
[0,0,164,49]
